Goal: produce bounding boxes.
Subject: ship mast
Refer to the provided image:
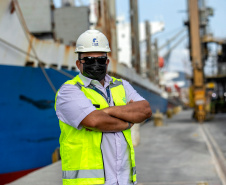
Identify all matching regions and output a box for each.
[130,0,141,74]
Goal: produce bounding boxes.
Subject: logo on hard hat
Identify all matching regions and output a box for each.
[92,38,98,46]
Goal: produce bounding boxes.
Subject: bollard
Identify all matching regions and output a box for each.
[153,109,163,127]
[52,147,61,163]
[173,106,182,115]
[173,107,178,115]
[177,106,182,113]
[166,108,173,118]
[196,182,208,185]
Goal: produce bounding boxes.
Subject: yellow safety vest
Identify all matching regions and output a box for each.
[55,75,137,185]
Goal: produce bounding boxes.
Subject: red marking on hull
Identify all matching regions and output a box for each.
[0,168,40,185]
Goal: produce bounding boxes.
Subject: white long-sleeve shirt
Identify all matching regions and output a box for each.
[56,73,145,185]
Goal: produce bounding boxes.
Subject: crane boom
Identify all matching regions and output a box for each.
[162,34,187,58]
[187,0,206,122]
[159,28,186,51]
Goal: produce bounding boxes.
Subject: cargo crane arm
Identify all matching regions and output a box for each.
[202,35,226,45]
[158,27,186,51]
[162,34,187,59]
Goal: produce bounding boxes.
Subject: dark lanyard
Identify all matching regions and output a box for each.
[88,84,111,105]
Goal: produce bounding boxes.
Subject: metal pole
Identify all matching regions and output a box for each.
[188,0,206,122]
[130,0,141,74]
[154,38,159,85]
[96,0,118,62]
[145,20,152,80]
[108,0,118,61]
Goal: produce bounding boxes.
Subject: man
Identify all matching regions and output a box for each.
[55,30,152,185]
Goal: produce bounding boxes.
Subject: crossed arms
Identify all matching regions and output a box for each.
[80,100,152,132]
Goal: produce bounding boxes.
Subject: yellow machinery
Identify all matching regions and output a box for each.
[187,0,206,122]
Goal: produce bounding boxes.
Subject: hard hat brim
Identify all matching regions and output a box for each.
[75,48,111,53]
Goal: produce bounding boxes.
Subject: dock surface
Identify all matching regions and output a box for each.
[135,110,226,185]
[7,110,226,185]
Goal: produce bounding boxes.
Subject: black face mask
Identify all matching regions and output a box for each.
[82,62,107,81]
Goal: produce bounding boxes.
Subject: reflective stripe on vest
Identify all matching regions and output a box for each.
[74,79,123,89]
[109,80,122,88]
[132,166,136,176]
[62,169,104,179]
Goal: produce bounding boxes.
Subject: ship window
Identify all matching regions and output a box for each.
[25,61,34,67]
[62,66,68,70]
[50,64,58,68]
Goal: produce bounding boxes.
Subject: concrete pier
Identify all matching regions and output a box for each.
[8,110,226,185]
[135,110,226,185]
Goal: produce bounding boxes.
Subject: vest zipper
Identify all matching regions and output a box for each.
[100,132,106,180]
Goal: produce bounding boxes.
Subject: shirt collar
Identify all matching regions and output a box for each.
[79,73,115,87]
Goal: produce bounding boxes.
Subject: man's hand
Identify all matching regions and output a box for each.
[127,122,134,130]
[127,100,134,129]
[102,100,152,124]
[128,99,134,104]
[102,99,134,115]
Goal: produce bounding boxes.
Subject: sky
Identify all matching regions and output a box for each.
[116,0,226,38]
[54,0,226,75]
[54,0,226,38]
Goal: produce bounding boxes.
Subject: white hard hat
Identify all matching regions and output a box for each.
[75,30,111,53]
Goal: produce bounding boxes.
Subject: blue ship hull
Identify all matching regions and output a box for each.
[0,64,167,175]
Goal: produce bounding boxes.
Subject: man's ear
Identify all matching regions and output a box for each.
[76,60,80,70]
[106,58,110,65]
